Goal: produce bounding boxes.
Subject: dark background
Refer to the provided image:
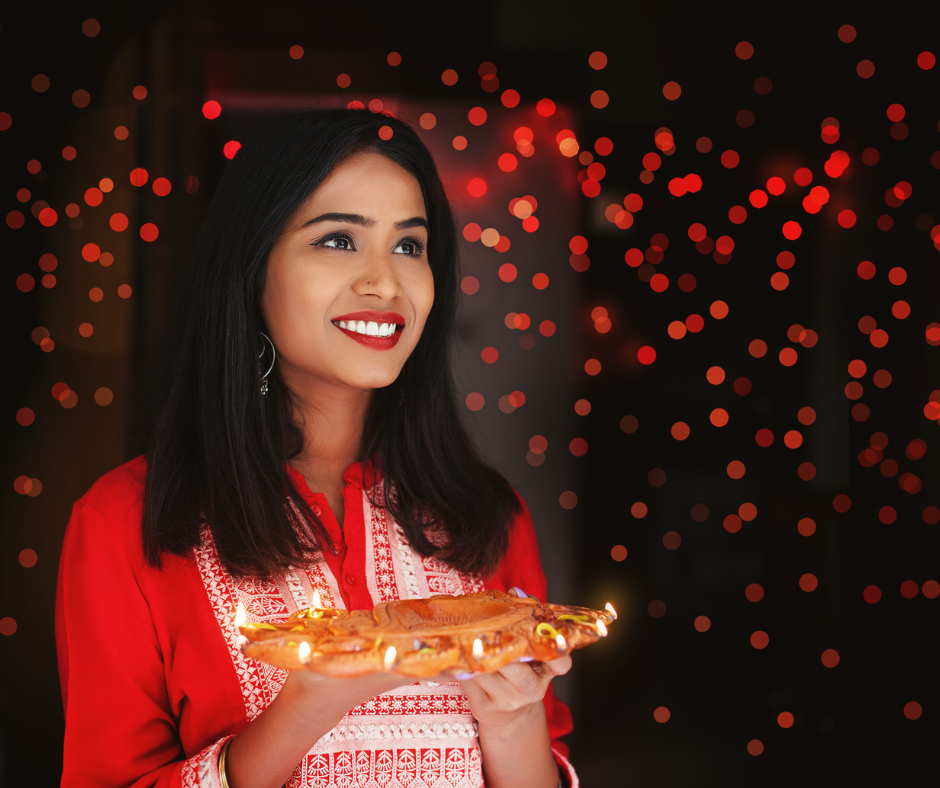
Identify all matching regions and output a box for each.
[2,1,939,785]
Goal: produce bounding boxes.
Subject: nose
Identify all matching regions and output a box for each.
[353,248,402,300]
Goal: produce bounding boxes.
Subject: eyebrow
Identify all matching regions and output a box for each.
[300,212,428,231]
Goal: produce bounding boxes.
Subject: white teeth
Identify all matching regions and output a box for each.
[334,320,400,337]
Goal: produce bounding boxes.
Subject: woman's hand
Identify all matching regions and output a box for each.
[281,670,415,716]
[457,655,572,732]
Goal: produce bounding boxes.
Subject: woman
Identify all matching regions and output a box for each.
[55,108,578,788]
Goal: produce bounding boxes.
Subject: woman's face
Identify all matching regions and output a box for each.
[261,151,435,399]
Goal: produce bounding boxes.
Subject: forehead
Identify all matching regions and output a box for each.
[301,151,426,216]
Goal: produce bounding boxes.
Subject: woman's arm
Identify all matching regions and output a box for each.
[222,670,407,788]
[479,489,580,786]
[56,492,412,788]
[460,656,572,788]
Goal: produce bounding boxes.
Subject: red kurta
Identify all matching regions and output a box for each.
[55,456,578,787]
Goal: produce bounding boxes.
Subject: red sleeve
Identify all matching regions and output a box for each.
[55,494,231,787]
[484,488,579,787]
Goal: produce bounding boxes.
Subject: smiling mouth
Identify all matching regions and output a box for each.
[332,319,403,338]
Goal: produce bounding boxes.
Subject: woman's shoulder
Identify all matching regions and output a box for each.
[75,454,149,522]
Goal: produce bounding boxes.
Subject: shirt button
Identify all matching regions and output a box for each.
[312,505,322,517]
[344,571,356,585]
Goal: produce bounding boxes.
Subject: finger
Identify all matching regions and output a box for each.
[538,654,573,678]
[494,662,544,694]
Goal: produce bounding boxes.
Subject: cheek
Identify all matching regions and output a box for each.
[261,261,326,341]
[412,266,436,324]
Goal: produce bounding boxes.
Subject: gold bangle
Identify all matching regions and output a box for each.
[218,738,233,788]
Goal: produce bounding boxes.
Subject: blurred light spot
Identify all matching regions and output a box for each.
[559,491,578,509]
[904,702,923,720]
[648,600,666,618]
[132,85,148,100]
[72,90,90,108]
[693,615,710,632]
[620,415,638,434]
[750,630,769,649]
[663,531,681,550]
[611,545,627,562]
[468,107,487,126]
[631,502,647,519]
[569,438,588,457]
[735,41,754,59]
[777,712,794,728]
[799,573,818,592]
[19,549,38,567]
[0,618,16,636]
[465,392,484,411]
[727,461,746,479]
[223,141,242,159]
[460,276,479,295]
[671,422,690,440]
[16,408,35,426]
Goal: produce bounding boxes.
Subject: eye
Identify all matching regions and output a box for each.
[314,232,355,251]
[395,237,426,257]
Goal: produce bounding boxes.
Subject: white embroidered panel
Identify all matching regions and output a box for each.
[193,493,486,788]
[364,485,486,604]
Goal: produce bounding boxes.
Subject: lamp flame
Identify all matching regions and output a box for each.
[605,602,618,619]
[312,589,323,608]
[556,634,568,651]
[298,642,311,662]
[472,638,484,659]
[596,620,608,637]
[384,646,397,670]
[234,602,247,629]
[236,634,248,649]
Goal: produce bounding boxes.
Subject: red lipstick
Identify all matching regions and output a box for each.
[332,310,406,351]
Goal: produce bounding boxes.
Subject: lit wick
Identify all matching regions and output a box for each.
[298,641,311,664]
[605,602,618,620]
[384,646,397,670]
[472,638,484,660]
[234,602,247,629]
[596,620,608,637]
[555,634,568,652]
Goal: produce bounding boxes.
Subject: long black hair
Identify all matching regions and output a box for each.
[142,108,520,579]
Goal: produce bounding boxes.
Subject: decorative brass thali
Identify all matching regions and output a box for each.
[238,589,616,678]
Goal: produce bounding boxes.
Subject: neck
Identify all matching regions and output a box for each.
[286,381,373,492]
